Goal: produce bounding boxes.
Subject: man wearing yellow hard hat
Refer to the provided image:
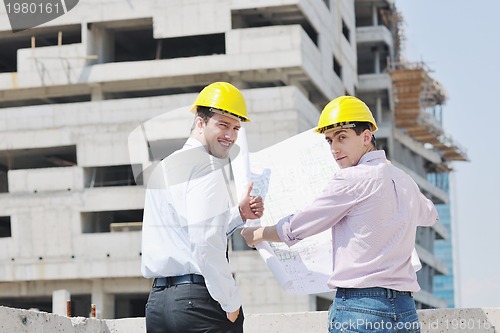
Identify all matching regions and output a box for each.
[242,96,438,332]
[142,82,264,332]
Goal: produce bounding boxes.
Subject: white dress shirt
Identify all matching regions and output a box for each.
[141,138,244,312]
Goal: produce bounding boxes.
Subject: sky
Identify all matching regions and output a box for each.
[394,0,500,307]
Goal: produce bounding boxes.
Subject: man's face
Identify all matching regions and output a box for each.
[324,128,371,169]
[199,113,241,158]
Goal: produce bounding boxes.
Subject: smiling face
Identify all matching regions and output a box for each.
[194,112,241,159]
[325,127,373,169]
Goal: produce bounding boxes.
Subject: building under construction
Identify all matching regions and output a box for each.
[0,0,466,317]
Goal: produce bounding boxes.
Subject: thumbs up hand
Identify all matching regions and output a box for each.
[238,182,264,221]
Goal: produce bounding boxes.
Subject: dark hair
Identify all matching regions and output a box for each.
[195,106,215,124]
[352,122,377,149]
[190,106,215,132]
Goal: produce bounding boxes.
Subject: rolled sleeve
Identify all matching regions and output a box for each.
[276,214,300,247]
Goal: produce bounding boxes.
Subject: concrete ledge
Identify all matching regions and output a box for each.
[8,166,83,193]
[245,311,327,332]
[2,306,500,333]
[418,308,499,332]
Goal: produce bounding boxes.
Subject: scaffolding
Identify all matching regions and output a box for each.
[389,63,468,168]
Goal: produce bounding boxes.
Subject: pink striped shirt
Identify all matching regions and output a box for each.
[276,150,438,292]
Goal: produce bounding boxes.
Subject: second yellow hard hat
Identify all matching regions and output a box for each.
[315,96,378,134]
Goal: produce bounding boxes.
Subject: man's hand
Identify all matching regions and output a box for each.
[241,225,281,247]
[227,308,240,322]
[240,226,261,248]
[239,182,264,220]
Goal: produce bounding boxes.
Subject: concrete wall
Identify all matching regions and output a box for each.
[1,306,500,333]
[1,0,356,103]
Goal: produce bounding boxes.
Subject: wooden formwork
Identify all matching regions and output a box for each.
[389,67,468,163]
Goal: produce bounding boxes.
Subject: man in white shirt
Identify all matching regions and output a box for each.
[142,82,263,333]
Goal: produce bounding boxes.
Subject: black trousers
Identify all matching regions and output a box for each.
[145,283,244,333]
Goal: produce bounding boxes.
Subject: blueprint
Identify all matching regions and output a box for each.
[232,128,337,294]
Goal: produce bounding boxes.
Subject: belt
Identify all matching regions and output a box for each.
[152,274,205,288]
[337,287,413,298]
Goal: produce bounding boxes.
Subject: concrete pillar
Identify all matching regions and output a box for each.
[87,24,114,64]
[308,295,317,311]
[371,4,378,26]
[52,289,70,316]
[375,96,382,124]
[92,279,115,319]
[91,84,104,101]
[373,47,380,74]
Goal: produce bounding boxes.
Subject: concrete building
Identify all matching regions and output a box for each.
[0,0,466,318]
[432,174,458,308]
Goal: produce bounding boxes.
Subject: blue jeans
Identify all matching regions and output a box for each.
[328,287,420,333]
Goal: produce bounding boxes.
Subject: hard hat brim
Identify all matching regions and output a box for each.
[191,105,251,122]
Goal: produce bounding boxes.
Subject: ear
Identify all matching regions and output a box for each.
[194,116,205,130]
[363,129,372,146]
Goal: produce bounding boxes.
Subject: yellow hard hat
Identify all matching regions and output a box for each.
[192,82,250,122]
[315,96,378,134]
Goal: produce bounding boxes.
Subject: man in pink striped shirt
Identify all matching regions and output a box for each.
[241,96,438,332]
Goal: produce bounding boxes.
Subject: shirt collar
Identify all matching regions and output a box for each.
[358,150,386,165]
[183,137,206,152]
